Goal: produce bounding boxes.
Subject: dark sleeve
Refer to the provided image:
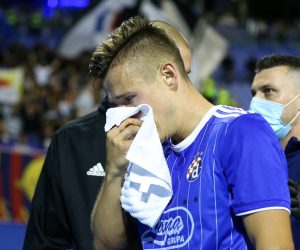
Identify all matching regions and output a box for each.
[23,135,72,250]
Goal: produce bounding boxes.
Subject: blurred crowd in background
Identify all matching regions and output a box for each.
[1,0,300,231]
[0,43,100,149]
[0,6,102,149]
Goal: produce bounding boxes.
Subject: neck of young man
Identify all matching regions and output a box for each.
[171,92,214,144]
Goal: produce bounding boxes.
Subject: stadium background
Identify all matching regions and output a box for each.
[1,0,300,249]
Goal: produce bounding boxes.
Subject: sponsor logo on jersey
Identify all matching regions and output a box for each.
[141,206,194,249]
[186,155,202,182]
[87,162,105,176]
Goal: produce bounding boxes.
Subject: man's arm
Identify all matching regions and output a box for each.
[91,118,142,250]
[243,210,294,250]
[92,172,128,249]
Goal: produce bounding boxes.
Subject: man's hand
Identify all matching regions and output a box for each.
[289,178,300,220]
[106,117,143,178]
[92,117,143,250]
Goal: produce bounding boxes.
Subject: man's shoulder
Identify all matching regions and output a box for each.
[47,109,107,172]
[209,106,277,145]
[55,109,105,136]
[209,105,262,126]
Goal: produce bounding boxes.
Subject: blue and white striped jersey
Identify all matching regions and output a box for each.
[137,105,290,250]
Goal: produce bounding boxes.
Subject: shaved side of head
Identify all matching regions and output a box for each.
[152,20,191,73]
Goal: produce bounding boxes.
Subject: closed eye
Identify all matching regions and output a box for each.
[124,95,135,103]
[116,95,136,106]
[101,96,116,109]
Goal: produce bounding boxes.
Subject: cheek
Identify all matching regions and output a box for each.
[135,92,160,109]
[255,93,265,99]
[282,104,299,123]
[133,90,156,105]
[150,105,167,133]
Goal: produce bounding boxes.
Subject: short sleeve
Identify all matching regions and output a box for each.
[220,113,290,216]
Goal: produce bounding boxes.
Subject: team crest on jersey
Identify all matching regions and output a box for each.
[186,154,203,182]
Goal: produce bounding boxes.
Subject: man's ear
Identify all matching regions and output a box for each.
[159,62,178,90]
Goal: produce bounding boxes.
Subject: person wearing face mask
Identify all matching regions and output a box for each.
[250,54,300,249]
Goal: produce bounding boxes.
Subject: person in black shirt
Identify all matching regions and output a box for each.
[23,107,107,249]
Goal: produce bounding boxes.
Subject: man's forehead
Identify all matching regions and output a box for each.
[258,66,290,77]
[103,68,137,98]
[103,65,126,91]
[253,66,289,84]
[102,80,117,105]
[252,66,300,94]
[103,78,113,91]
[103,77,114,96]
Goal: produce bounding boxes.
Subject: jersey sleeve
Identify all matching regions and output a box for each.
[220,113,290,216]
[23,135,72,250]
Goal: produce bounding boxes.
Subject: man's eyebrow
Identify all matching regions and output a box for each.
[259,83,273,90]
[251,83,274,96]
[114,92,134,100]
[114,94,127,100]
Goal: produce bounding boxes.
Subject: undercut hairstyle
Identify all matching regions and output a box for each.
[89,16,186,80]
[256,54,300,73]
[152,20,190,52]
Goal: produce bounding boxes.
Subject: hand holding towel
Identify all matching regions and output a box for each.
[105,104,173,228]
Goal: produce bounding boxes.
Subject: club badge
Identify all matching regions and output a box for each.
[186,155,202,182]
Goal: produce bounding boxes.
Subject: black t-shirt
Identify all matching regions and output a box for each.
[23,108,107,250]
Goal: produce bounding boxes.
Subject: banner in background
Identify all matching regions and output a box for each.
[190,19,229,90]
[0,144,45,223]
[58,0,137,58]
[140,0,191,38]
[0,67,24,105]
[58,0,192,58]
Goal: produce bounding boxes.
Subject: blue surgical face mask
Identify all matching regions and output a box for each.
[249,94,300,140]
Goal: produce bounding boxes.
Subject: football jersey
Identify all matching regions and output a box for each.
[137,105,290,250]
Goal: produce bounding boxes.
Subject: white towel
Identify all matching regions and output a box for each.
[105,104,173,228]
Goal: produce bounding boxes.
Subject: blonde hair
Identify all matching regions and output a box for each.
[89,16,186,80]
